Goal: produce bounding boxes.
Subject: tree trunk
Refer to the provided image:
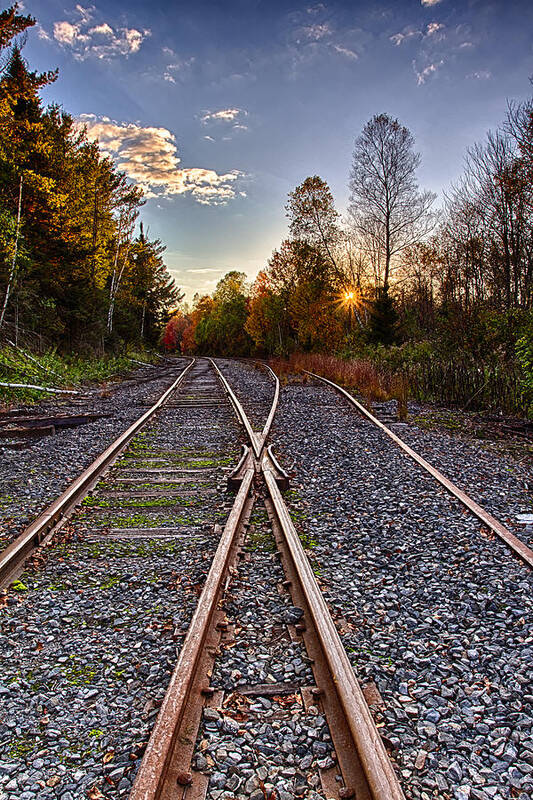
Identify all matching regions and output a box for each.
[0,175,23,330]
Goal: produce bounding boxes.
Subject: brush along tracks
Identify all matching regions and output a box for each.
[130,360,404,800]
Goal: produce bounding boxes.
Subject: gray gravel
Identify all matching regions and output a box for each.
[215,359,275,432]
[0,359,190,550]
[383,410,532,548]
[0,359,242,799]
[273,380,533,800]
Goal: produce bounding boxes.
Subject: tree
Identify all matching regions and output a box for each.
[162,310,188,351]
[349,113,435,292]
[286,176,340,273]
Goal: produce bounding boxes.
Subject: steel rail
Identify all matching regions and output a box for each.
[303,369,533,569]
[258,361,280,441]
[129,468,254,800]
[0,358,195,588]
[208,359,268,458]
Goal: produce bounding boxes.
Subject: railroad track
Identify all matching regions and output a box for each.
[300,370,533,570]
[0,357,406,800]
[130,359,404,800]
[0,359,196,587]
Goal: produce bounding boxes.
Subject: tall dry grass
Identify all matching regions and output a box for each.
[269,353,408,415]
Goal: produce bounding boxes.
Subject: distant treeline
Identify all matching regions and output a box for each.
[164,101,533,415]
[0,6,179,353]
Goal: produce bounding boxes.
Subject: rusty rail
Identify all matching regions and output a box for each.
[129,469,254,800]
[303,369,533,569]
[0,358,195,587]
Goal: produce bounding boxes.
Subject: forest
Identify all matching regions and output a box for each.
[164,102,533,416]
[0,4,532,416]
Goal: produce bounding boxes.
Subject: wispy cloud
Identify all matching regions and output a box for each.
[186,268,225,274]
[201,108,247,124]
[49,5,149,61]
[300,22,332,41]
[426,22,444,36]
[332,43,358,60]
[78,114,245,206]
[200,108,249,139]
[390,26,422,46]
[162,57,195,84]
[288,7,362,68]
[390,22,444,47]
[467,69,492,80]
[421,0,443,6]
[413,59,444,84]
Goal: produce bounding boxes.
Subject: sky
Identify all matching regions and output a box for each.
[22,0,533,300]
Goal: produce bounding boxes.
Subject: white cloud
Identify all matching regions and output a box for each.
[203,135,215,142]
[186,268,224,274]
[89,22,113,36]
[200,108,249,138]
[332,43,358,60]
[78,114,245,206]
[390,27,422,46]
[53,21,80,45]
[301,23,331,41]
[426,22,444,36]
[75,4,94,25]
[50,6,149,60]
[413,59,444,84]
[37,24,51,41]
[160,57,195,84]
[201,108,246,124]
[421,0,443,6]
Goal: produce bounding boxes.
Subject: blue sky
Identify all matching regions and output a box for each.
[24,0,533,299]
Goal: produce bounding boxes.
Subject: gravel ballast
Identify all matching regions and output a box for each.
[215,360,276,432]
[273,380,532,800]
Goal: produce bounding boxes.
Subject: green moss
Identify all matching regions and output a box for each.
[11,579,28,592]
[63,656,98,685]
[298,530,317,549]
[83,496,203,509]
[103,512,203,527]
[8,735,36,759]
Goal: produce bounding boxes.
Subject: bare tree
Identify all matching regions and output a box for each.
[348,113,436,292]
[446,130,532,308]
